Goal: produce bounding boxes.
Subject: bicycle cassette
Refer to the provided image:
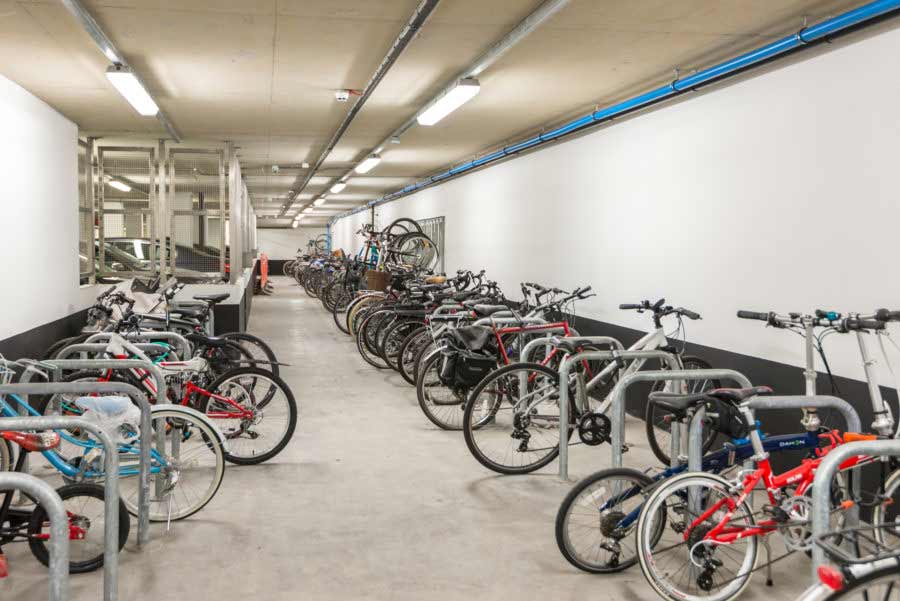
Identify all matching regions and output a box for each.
[578,413,611,446]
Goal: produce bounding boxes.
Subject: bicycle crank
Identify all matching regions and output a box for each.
[578,413,611,446]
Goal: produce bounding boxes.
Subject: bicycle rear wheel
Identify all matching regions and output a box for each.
[118,407,226,521]
[636,472,758,601]
[203,367,297,465]
[462,362,567,475]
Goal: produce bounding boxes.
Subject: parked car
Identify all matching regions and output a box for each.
[106,237,226,276]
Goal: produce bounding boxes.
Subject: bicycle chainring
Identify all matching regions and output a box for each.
[779,495,813,552]
[578,413,611,446]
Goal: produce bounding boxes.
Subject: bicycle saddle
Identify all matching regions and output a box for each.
[648,391,710,417]
[186,332,228,348]
[171,306,206,318]
[554,337,605,355]
[473,304,512,317]
[193,292,230,305]
[706,386,773,403]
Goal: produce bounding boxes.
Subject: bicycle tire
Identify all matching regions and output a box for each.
[28,482,130,574]
[202,367,298,465]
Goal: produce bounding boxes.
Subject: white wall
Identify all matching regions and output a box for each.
[257,226,327,259]
[0,74,97,341]
[334,24,900,384]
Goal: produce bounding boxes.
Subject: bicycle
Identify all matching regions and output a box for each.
[0,429,130,574]
[634,391,873,601]
[461,298,719,474]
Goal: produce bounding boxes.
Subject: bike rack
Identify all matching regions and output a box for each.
[810,438,900,578]
[10,368,156,549]
[0,472,69,601]
[55,343,166,361]
[556,354,696,479]
[608,368,752,470]
[520,335,624,364]
[0,414,119,601]
[85,331,192,360]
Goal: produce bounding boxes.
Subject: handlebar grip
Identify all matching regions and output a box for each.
[619,303,642,310]
[847,319,886,331]
[736,310,769,321]
[875,308,900,322]
[680,309,701,320]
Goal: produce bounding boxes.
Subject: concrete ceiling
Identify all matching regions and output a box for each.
[0,0,866,226]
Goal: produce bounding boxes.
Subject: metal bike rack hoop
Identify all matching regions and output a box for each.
[557,354,707,479]
[521,335,623,364]
[0,413,119,601]
[85,331,192,361]
[0,472,69,601]
[810,439,900,577]
[602,368,752,478]
[4,376,154,548]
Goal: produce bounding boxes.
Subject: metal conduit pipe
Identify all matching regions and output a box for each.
[319,0,571,221]
[333,0,900,222]
[280,0,442,216]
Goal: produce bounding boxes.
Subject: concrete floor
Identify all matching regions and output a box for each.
[2,281,811,601]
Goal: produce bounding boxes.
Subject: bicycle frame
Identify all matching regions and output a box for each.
[0,393,166,480]
[180,381,252,419]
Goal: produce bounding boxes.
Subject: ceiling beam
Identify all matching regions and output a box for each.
[60,0,182,142]
[279,0,442,217]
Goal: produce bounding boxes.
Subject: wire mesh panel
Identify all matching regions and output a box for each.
[97,146,157,278]
[77,142,95,283]
[167,149,226,279]
[418,216,446,273]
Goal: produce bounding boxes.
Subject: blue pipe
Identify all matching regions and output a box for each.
[334,0,900,220]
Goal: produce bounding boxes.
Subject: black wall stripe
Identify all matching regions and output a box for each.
[0,309,90,360]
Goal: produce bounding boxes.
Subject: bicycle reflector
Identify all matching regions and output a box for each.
[1,431,61,452]
[817,565,844,591]
[0,553,7,578]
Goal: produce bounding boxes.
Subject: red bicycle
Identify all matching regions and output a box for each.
[636,388,872,601]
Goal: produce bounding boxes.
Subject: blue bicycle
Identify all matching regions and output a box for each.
[2,387,227,522]
[554,387,835,573]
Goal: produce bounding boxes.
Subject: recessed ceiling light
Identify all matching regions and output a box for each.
[330,182,347,194]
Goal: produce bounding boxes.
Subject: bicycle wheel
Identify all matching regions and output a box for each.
[28,482,130,574]
[872,467,900,547]
[646,356,721,466]
[118,406,226,521]
[636,472,758,601]
[463,362,567,475]
[416,350,471,430]
[556,467,664,573]
[413,339,438,387]
[202,367,298,465]
[356,311,391,369]
[380,319,423,370]
[219,332,280,379]
[331,285,355,334]
[398,327,431,385]
[282,260,296,276]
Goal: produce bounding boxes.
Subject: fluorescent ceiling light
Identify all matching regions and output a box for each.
[313,197,327,207]
[106,66,159,116]
[292,220,299,229]
[417,78,480,126]
[330,182,347,194]
[355,154,381,174]
[108,179,131,192]
[104,47,119,63]
[302,207,313,213]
